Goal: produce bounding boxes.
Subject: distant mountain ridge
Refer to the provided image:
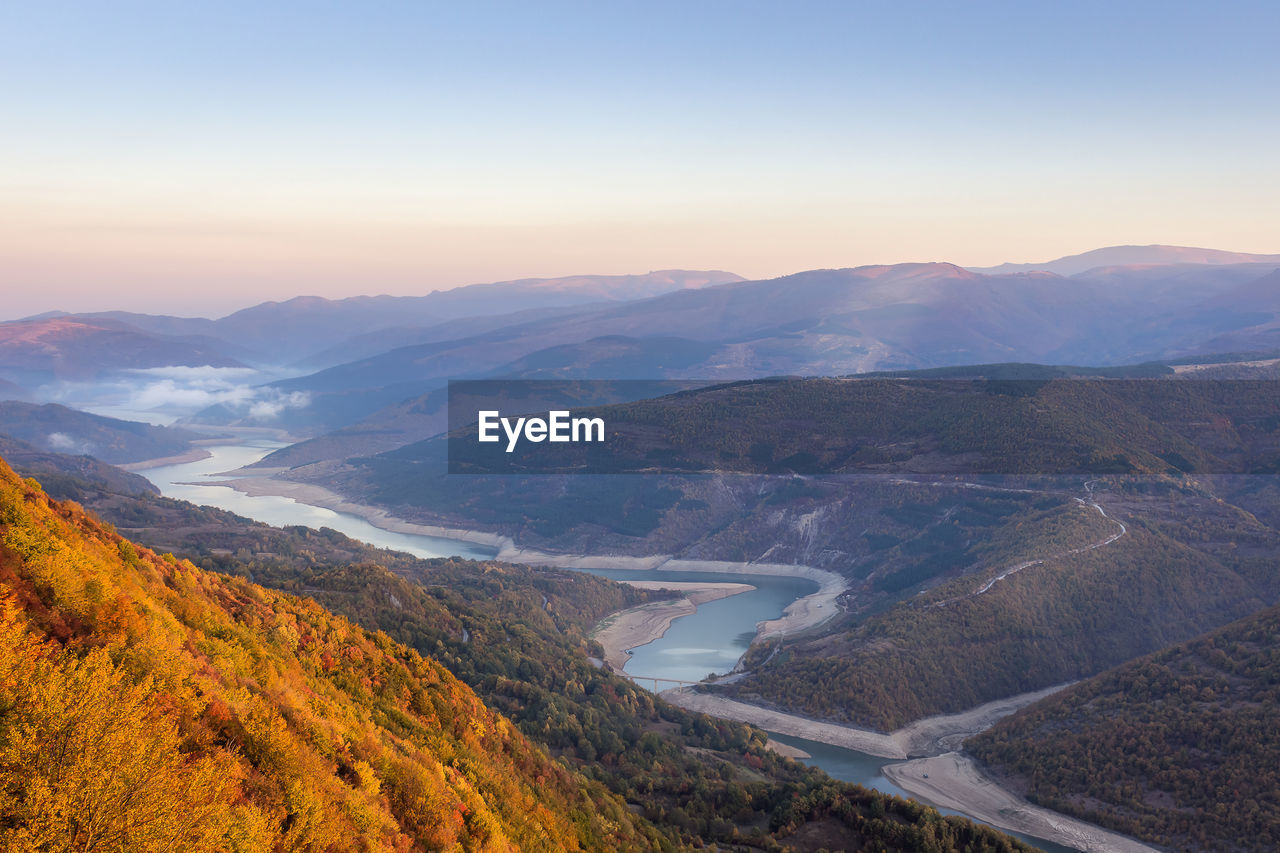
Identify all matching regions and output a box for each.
[0,316,245,388]
[9,247,1280,435]
[0,401,206,465]
[30,270,743,367]
[969,244,1280,276]
[203,252,1280,436]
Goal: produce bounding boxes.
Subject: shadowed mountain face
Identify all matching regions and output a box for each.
[0,434,159,497]
[970,601,1280,852]
[0,402,206,465]
[0,316,244,388]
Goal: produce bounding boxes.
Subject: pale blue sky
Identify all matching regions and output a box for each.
[2,1,1277,317]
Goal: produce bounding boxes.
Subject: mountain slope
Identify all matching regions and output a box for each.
[215,256,1280,436]
[0,434,159,498]
[294,305,606,370]
[0,453,1037,852]
[0,455,658,851]
[969,602,1280,852]
[0,317,244,390]
[0,401,206,465]
[720,508,1271,730]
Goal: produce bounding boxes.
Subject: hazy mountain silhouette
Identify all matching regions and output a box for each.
[0,316,245,389]
[205,254,1280,435]
[45,270,741,366]
[970,244,1280,276]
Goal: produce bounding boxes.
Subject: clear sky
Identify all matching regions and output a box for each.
[2,0,1277,319]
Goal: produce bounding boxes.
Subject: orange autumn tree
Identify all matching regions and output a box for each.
[0,456,656,852]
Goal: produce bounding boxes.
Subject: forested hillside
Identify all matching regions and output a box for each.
[262,375,1280,735]
[715,477,1280,730]
[0,455,654,851]
[290,376,1280,556]
[0,453,1033,852]
[0,433,160,498]
[969,603,1280,852]
[0,402,206,465]
[423,376,1280,476]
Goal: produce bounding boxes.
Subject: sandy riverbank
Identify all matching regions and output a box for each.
[591,582,755,671]
[120,448,213,470]
[219,475,847,641]
[490,549,846,640]
[764,740,811,760]
[667,687,1157,852]
[883,753,1157,853]
[664,684,1068,759]
[213,477,514,550]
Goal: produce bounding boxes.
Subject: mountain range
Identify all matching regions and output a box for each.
[4,247,1280,444]
[0,401,208,465]
[0,316,245,388]
[196,248,1280,441]
[17,270,740,368]
[7,243,1280,851]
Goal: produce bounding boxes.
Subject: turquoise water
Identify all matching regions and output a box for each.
[764,733,1079,853]
[574,568,817,683]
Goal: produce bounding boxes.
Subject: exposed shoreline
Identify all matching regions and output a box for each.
[218,475,847,642]
[882,753,1158,853]
[119,447,213,470]
[212,476,514,549]
[591,582,755,671]
[665,688,1157,853]
[664,684,1067,760]
[765,740,811,760]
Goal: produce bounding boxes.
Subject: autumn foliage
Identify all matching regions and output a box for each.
[0,457,651,852]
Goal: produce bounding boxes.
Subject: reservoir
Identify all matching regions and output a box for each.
[575,568,817,684]
[138,439,497,561]
[138,440,1080,852]
[762,733,1078,853]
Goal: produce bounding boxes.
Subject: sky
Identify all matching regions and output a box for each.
[2,0,1278,319]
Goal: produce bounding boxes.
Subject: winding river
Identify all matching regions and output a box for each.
[580,568,818,683]
[137,440,1077,853]
[139,439,496,561]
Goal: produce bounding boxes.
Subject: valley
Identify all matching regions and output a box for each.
[0,445,1046,851]
[5,245,1280,851]
[7,2,1280,847]
[120,439,1155,851]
